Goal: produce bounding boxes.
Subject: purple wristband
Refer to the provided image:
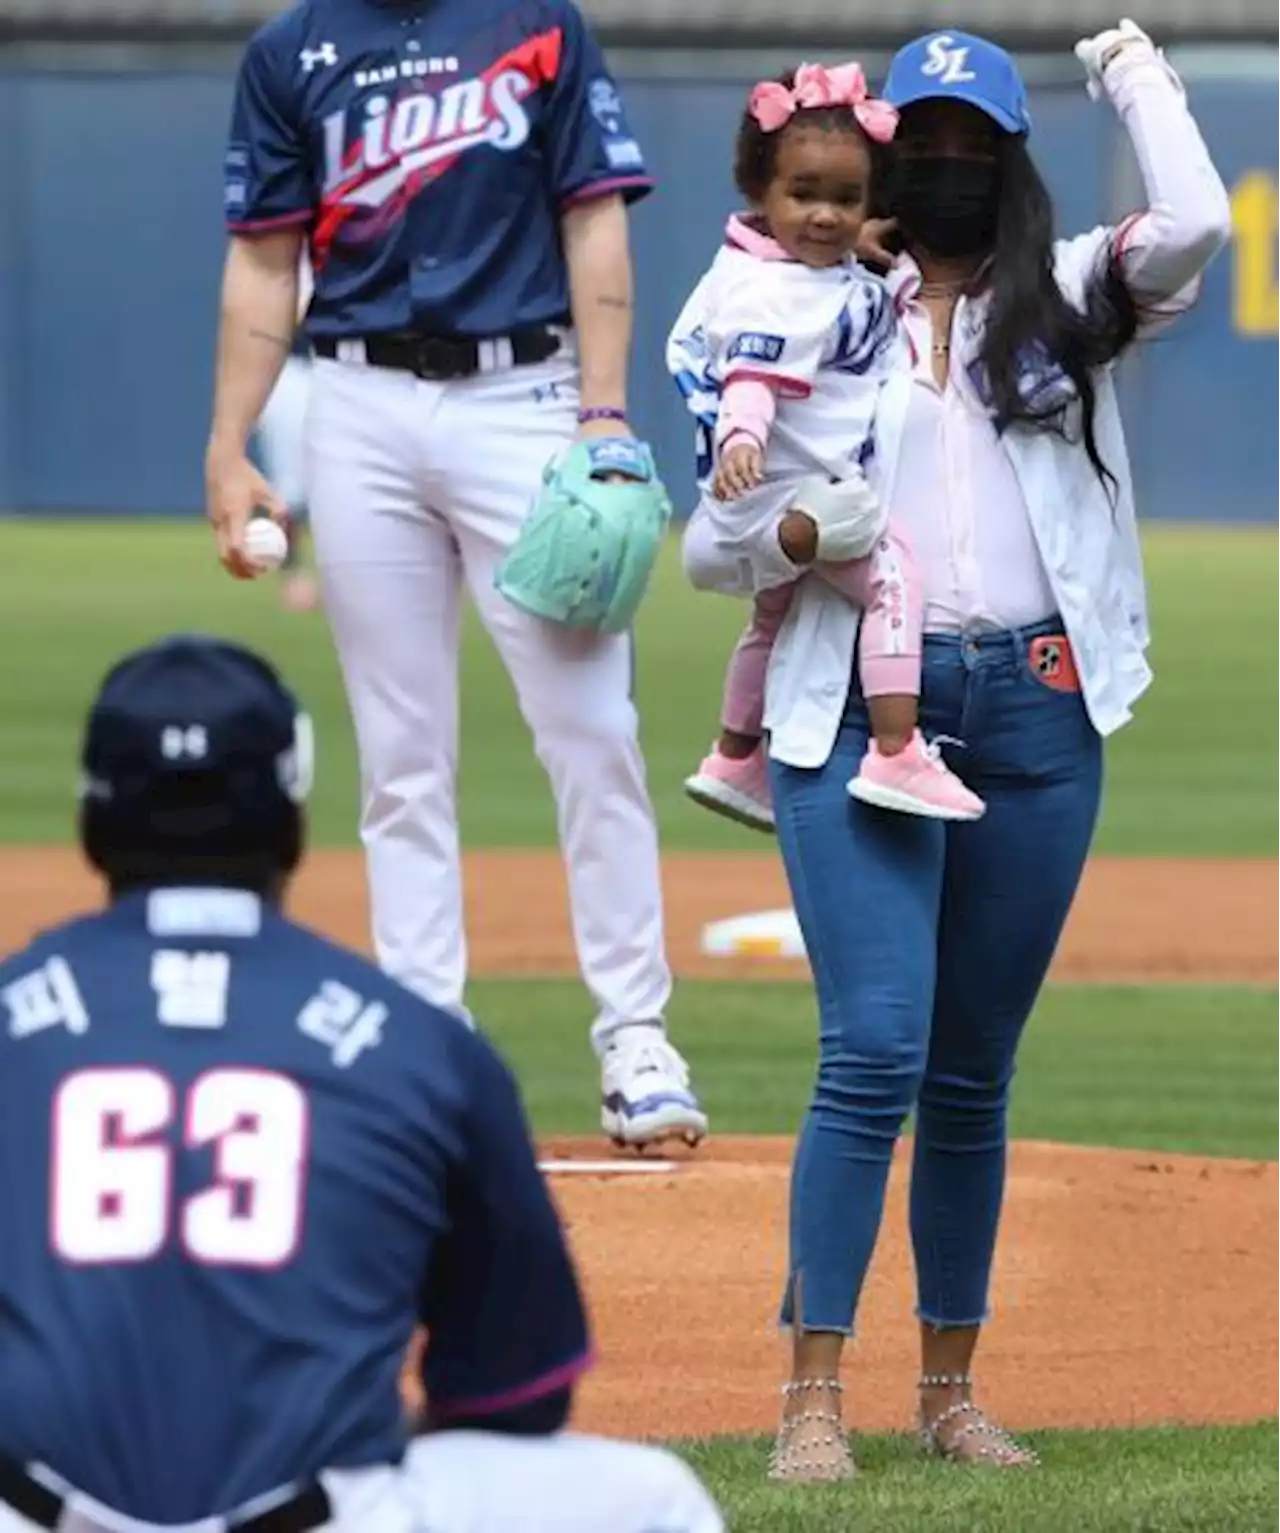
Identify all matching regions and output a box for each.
[577,407,628,425]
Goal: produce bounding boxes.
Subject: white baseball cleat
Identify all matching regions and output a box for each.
[601,1030,708,1150]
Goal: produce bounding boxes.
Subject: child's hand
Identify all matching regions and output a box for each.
[714,439,765,501]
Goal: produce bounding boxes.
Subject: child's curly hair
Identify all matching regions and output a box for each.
[734,68,892,205]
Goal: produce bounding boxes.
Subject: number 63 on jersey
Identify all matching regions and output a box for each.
[50,1067,309,1268]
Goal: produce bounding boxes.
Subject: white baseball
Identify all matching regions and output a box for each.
[243,517,289,573]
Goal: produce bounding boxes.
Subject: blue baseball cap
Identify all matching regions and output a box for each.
[80,634,313,842]
[884,31,1031,136]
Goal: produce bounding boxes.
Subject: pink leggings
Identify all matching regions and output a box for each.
[721,530,921,738]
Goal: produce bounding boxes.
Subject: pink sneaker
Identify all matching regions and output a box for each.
[684,743,774,833]
[847,732,985,821]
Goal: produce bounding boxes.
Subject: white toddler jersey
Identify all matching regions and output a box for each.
[666,216,903,489]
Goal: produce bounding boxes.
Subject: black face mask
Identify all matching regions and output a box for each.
[892,157,1000,259]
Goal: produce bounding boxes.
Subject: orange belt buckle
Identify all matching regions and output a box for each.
[1028,634,1081,693]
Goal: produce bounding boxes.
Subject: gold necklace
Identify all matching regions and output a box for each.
[920,289,958,358]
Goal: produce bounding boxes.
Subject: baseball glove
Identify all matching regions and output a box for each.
[495,437,672,635]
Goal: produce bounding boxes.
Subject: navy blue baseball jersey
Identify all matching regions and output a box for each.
[0,886,588,1523]
[224,0,653,337]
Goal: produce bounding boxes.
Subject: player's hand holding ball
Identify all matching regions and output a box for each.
[244,514,290,573]
[714,436,765,501]
[204,445,290,580]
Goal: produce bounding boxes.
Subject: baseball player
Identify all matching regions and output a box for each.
[253,255,321,612]
[205,0,707,1151]
[0,635,723,1533]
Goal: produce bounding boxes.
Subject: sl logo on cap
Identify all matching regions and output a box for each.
[921,34,977,84]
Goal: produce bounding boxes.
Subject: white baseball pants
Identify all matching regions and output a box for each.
[402,1430,725,1532]
[0,1437,722,1533]
[0,1464,410,1533]
[255,355,312,516]
[303,348,672,1048]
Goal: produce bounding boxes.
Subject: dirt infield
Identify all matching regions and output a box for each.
[548,1137,1278,1438]
[0,847,1275,983]
[1,847,1275,1437]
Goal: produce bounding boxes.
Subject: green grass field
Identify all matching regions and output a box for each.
[476,979,1279,1159]
[1,518,1276,1530]
[0,520,1276,852]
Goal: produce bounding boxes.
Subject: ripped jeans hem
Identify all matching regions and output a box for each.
[916,1308,992,1330]
[776,1318,856,1338]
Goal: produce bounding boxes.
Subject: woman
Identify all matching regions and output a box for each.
[682,23,1230,1480]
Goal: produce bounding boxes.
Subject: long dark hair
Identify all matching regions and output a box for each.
[979,135,1141,496]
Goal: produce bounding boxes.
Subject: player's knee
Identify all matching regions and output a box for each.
[357,709,456,786]
[528,690,641,766]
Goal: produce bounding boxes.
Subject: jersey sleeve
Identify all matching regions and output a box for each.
[224,23,313,234]
[540,1,653,209]
[419,1037,591,1420]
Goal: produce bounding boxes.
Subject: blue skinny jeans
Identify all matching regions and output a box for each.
[772,619,1103,1332]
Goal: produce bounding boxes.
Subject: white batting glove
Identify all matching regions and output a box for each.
[791,472,887,563]
[1074,18,1180,101]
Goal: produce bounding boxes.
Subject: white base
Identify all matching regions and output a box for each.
[538,1159,678,1175]
[699,908,807,960]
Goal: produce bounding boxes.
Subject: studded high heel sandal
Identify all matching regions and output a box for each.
[767,1378,855,1483]
[917,1373,1039,1467]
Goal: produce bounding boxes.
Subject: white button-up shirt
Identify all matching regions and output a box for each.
[894,300,1060,632]
[682,49,1232,761]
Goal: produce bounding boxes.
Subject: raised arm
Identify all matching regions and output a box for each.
[1074,21,1232,310]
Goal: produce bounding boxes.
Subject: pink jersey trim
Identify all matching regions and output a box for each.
[1111,209,1205,318]
[716,377,778,450]
[430,1348,593,1420]
[724,366,812,401]
[1111,209,1146,257]
[560,175,654,209]
[723,213,793,262]
[227,209,313,233]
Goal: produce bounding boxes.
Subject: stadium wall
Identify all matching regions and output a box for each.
[0,44,1273,521]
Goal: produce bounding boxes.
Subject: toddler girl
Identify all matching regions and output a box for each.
[667,62,984,828]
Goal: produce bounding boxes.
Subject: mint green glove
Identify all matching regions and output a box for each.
[494,438,672,635]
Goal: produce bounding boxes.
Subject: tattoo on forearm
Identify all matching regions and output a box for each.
[248,327,293,351]
[595,295,632,311]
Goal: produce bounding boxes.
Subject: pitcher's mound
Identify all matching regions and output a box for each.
[543,1137,1277,1440]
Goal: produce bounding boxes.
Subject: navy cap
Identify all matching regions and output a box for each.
[80,635,312,840]
[884,31,1031,136]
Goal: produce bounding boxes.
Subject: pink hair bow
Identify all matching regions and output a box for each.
[748,61,899,143]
